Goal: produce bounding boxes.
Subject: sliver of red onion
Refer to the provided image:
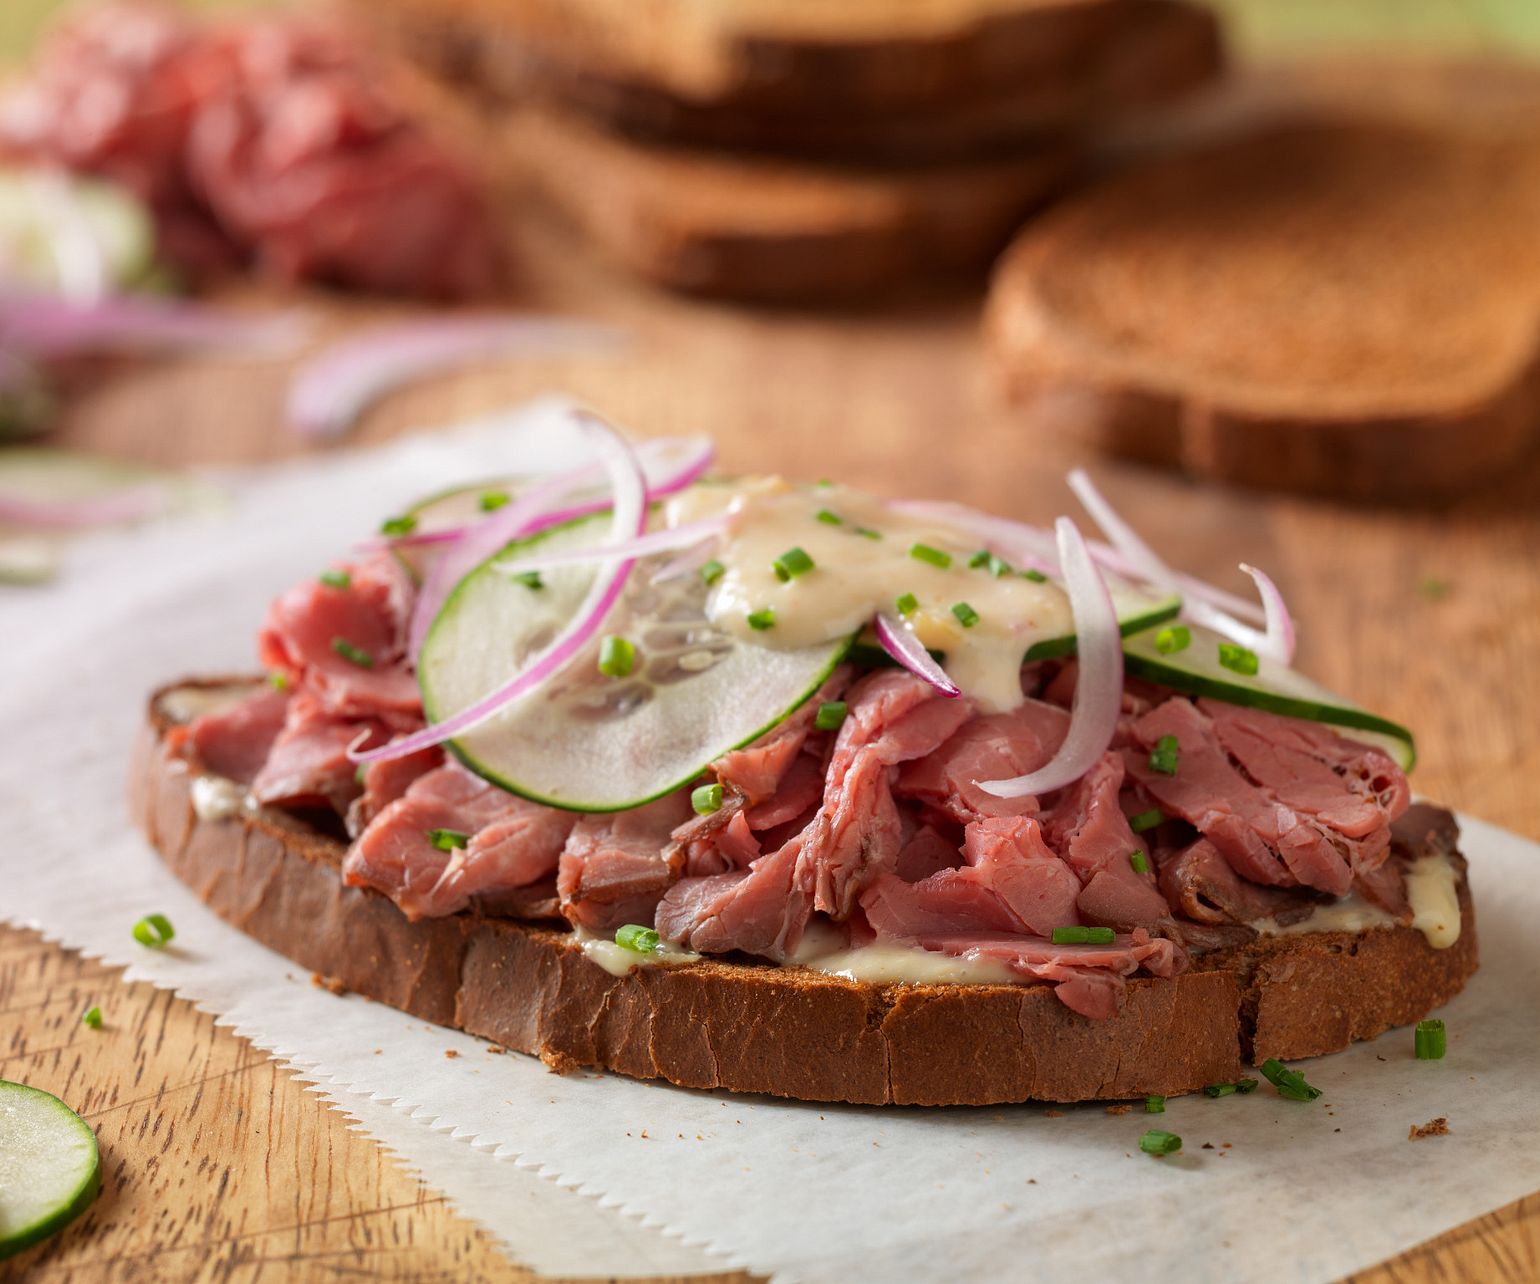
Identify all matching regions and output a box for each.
[874,610,961,698]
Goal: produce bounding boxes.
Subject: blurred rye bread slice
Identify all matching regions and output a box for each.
[386,0,1219,163]
[986,120,1540,500]
[506,108,1076,302]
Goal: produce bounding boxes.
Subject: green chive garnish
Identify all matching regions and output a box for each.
[598,635,637,678]
[773,546,815,581]
[968,550,991,569]
[951,602,980,628]
[1418,576,1452,602]
[895,591,918,616]
[700,559,726,586]
[815,701,848,732]
[268,671,290,691]
[511,570,543,590]
[1139,1129,1182,1156]
[82,1006,103,1029]
[1204,1082,1239,1098]
[1415,1019,1446,1060]
[692,783,724,815]
[968,550,1011,577]
[380,515,417,537]
[1148,734,1180,776]
[1050,926,1116,946]
[909,542,951,569]
[1235,1078,1259,1094]
[132,913,175,949]
[616,924,661,953]
[1218,641,1259,676]
[1145,1095,1166,1114]
[1129,849,1149,875]
[815,509,842,526]
[479,490,511,512]
[331,638,374,669]
[1260,1057,1322,1101]
[1155,624,1190,655]
[319,569,351,590]
[1129,808,1165,833]
[747,607,776,631]
[1021,568,1048,583]
[428,828,470,852]
[853,526,882,540]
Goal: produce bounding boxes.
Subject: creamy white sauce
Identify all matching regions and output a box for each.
[160,682,259,724]
[191,774,248,822]
[1249,852,1461,949]
[576,930,702,977]
[784,919,1017,986]
[668,480,1070,713]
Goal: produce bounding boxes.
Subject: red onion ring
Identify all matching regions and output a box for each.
[353,412,648,764]
[1239,563,1296,664]
[287,317,625,442]
[0,484,164,528]
[0,291,307,357]
[492,515,730,578]
[874,610,961,699]
[976,517,1121,798]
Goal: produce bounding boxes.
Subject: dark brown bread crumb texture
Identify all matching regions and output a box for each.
[134,683,1478,1105]
[986,119,1540,500]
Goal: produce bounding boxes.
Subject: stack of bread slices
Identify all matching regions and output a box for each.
[364,0,1222,301]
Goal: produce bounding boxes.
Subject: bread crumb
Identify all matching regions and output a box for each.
[309,972,348,996]
[1201,1142,1215,1150]
[1222,1143,1232,1149]
[640,1129,650,1139]
[486,1044,505,1055]
[1105,1104,1132,1115]
[1044,1109,1065,1118]
[444,1049,459,1059]
[1409,1117,1449,1141]
[1027,1178,1037,1185]
[373,1048,382,1055]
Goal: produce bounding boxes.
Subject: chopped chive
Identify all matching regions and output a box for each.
[1144,1095,1166,1114]
[330,637,374,669]
[700,559,726,586]
[598,635,637,678]
[814,701,848,732]
[1021,568,1048,583]
[267,671,290,691]
[968,550,991,569]
[909,542,952,569]
[1050,926,1116,946]
[616,924,661,953]
[1129,808,1165,833]
[319,569,352,590]
[1204,1082,1239,1098]
[355,763,368,786]
[380,514,417,537]
[1415,1019,1446,1060]
[816,478,832,488]
[1218,641,1260,676]
[691,783,724,815]
[479,490,511,512]
[82,1006,103,1029]
[853,526,882,540]
[132,913,175,949]
[1128,849,1150,875]
[1154,624,1191,655]
[773,546,816,582]
[969,550,1012,577]
[747,607,776,631]
[895,591,918,617]
[815,509,842,526]
[1260,1057,1322,1101]
[951,602,980,629]
[1148,734,1180,776]
[1235,1078,1259,1094]
[428,828,470,852]
[1418,576,1452,602]
[510,570,543,590]
[1139,1129,1182,1156]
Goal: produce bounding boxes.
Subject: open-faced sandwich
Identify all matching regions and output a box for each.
[133,410,1476,1105]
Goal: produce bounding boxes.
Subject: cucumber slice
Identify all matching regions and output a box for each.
[0,1081,100,1260]
[1023,582,1182,661]
[420,513,853,811]
[1122,622,1416,769]
[0,449,223,530]
[0,169,156,294]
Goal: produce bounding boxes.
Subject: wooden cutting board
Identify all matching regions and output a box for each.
[3,90,1540,1283]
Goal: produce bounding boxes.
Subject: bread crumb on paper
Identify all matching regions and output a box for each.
[444,1049,459,1059]
[310,971,348,995]
[1105,1104,1132,1115]
[1409,1117,1449,1140]
[1044,1109,1065,1118]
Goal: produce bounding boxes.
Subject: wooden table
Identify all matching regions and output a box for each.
[3,213,1538,1281]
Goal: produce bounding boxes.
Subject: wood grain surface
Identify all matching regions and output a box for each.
[2,206,1538,1281]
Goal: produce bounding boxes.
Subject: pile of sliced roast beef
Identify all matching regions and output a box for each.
[174,552,1413,1020]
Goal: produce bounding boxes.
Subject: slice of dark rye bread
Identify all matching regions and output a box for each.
[133,680,1479,1107]
[502,108,1076,301]
[371,0,1220,163]
[984,118,1540,500]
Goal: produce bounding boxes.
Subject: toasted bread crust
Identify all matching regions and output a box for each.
[133,682,1478,1105]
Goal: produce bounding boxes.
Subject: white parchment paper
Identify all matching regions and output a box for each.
[4,406,1538,1284]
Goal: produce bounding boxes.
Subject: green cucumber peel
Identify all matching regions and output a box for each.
[0,1080,100,1261]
